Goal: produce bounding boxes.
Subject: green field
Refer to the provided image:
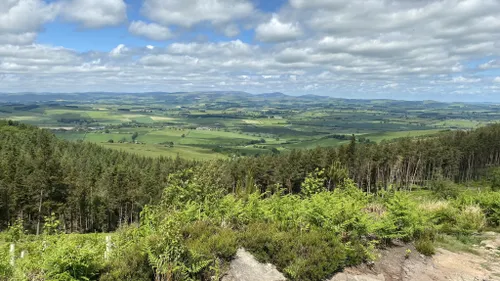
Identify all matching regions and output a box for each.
[2,92,500,159]
[361,129,445,143]
[99,143,224,160]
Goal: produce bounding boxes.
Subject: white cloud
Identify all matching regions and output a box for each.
[255,14,302,42]
[276,48,311,63]
[61,0,127,28]
[0,0,58,44]
[382,83,399,89]
[452,76,481,83]
[0,0,58,33]
[0,32,37,45]
[262,75,280,79]
[289,0,346,9]
[167,40,255,57]
[494,77,500,83]
[222,24,240,37]
[0,44,79,65]
[479,60,500,70]
[141,0,254,28]
[109,44,128,57]
[129,21,173,41]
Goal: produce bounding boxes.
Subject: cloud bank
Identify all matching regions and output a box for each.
[0,0,499,102]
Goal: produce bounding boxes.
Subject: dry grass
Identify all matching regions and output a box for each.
[418,200,451,212]
[364,202,386,218]
[457,205,486,231]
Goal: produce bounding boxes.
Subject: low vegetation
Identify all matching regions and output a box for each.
[1,172,499,281]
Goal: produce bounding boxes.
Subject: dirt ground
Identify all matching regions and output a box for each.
[330,232,500,281]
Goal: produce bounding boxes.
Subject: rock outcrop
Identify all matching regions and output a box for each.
[222,248,286,281]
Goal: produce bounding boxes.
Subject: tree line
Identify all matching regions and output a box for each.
[2,119,500,233]
[0,120,194,233]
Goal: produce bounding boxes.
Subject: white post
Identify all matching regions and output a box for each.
[104,235,112,260]
[20,250,26,259]
[9,243,15,266]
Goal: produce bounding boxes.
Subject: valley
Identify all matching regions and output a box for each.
[1,92,499,159]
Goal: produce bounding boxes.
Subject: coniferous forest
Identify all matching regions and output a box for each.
[1,120,500,232]
[1,119,500,281]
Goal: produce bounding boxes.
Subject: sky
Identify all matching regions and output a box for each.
[0,0,500,102]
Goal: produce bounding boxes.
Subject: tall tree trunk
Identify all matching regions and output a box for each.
[36,189,43,235]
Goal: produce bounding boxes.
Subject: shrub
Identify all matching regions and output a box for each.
[43,235,105,281]
[488,167,500,191]
[456,205,486,234]
[183,222,237,260]
[405,249,411,259]
[475,192,500,227]
[100,242,151,281]
[100,226,152,281]
[143,215,190,281]
[377,192,429,241]
[182,221,238,280]
[415,238,435,256]
[0,264,12,281]
[455,191,500,227]
[0,245,13,281]
[241,223,348,281]
[420,200,458,234]
[5,219,25,242]
[300,169,326,196]
[430,178,460,199]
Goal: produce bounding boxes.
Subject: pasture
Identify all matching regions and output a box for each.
[2,92,500,160]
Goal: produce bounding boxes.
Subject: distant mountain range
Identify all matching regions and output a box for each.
[0,91,487,105]
[0,91,322,102]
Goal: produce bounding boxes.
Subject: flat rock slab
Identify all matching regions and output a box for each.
[222,248,287,281]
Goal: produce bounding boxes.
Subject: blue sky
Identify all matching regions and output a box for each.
[0,0,500,102]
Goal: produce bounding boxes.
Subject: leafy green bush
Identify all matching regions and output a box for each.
[100,226,152,281]
[241,223,349,281]
[430,178,460,199]
[183,222,237,260]
[5,219,25,242]
[415,238,435,256]
[456,191,500,227]
[300,169,326,196]
[0,264,12,281]
[43,235,105,281]
[43,213,62,235]
[100,242,151,281]
[1,234,106,281]
[488,167,500,191]
[420,200,458,234]
[376,192,429,242]
[183,221,238,280]
[141,205,239,281]
[0,244,13,281]
[143,214,190,281]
